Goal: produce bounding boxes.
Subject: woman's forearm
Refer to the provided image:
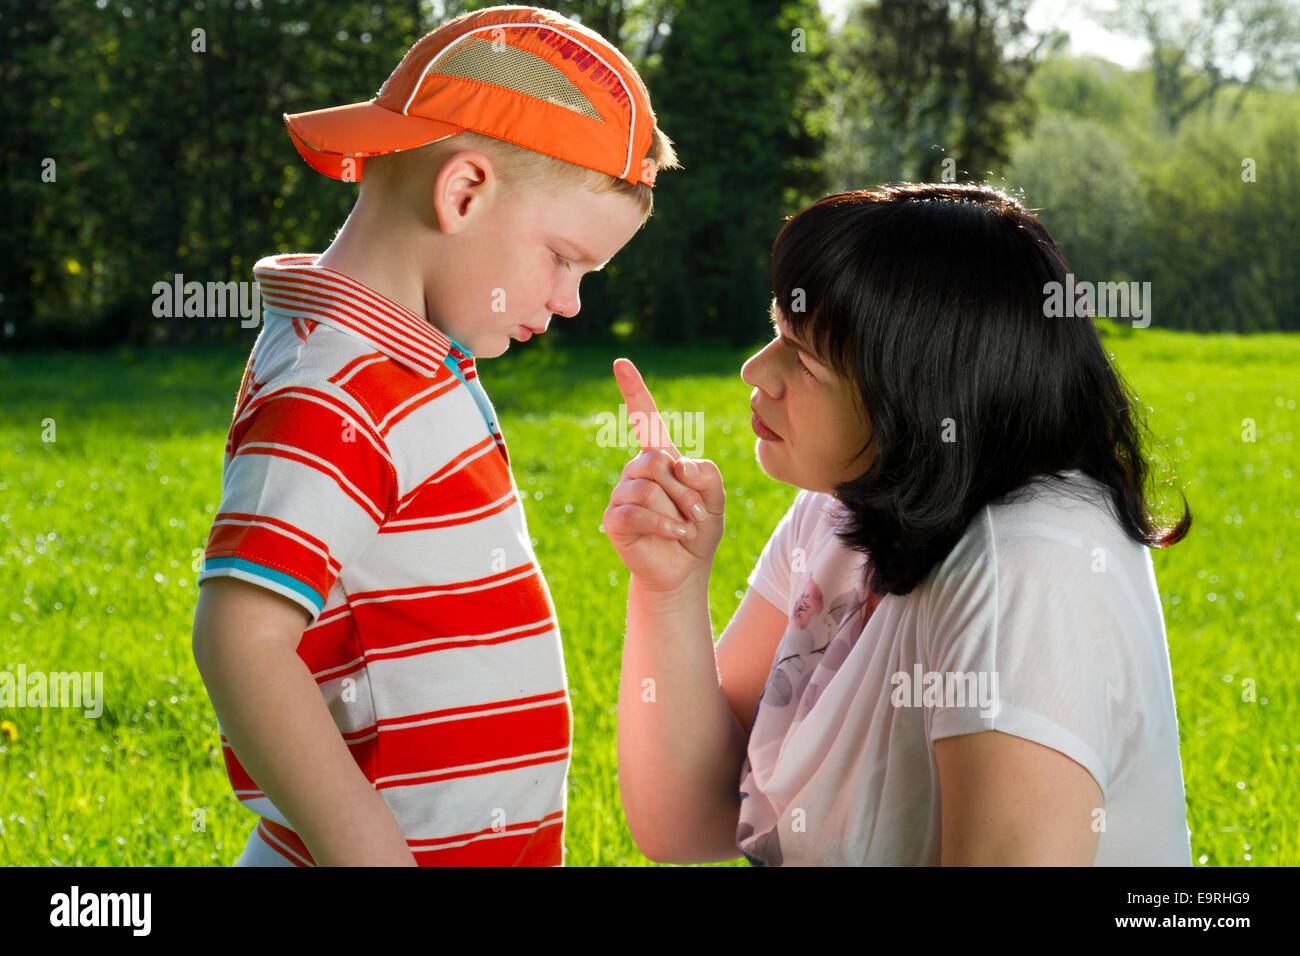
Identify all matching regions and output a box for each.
[617,574,747,863]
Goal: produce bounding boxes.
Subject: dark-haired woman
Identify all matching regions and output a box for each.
[604,183,1193,866]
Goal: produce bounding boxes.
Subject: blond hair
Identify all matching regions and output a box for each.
[361,127,679,221]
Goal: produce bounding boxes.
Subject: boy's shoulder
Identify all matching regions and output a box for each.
[236,319,504,504]
[246,253,474,434]
[239,316,391,434]
[240,252,507,489]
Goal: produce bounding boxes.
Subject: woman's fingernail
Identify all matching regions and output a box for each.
[691,503,707,522]
[674,523,693,538]
[681,459,698,478]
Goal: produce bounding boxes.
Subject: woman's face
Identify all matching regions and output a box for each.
[741,300,874,495]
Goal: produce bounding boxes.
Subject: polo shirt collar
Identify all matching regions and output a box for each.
[252,253,470,377]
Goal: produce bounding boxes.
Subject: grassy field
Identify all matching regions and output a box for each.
[0,326,1296,866]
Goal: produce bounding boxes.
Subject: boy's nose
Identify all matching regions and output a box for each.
[548,286,580,318]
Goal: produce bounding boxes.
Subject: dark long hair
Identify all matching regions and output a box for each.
[771,183,1191,598]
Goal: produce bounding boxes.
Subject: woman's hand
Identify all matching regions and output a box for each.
[602,359,725,594]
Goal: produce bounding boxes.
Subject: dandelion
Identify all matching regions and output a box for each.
[1,720,17,742]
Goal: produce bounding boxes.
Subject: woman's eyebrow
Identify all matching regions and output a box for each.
[770,308,821,362]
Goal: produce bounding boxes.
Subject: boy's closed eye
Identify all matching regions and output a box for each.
[549,237,611,276]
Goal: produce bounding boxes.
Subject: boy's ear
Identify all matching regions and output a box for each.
[432,149,496,235]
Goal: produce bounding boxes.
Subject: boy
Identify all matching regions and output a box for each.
[191,4,677,866]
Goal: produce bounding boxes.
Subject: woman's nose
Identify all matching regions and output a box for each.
[741,340,781,394]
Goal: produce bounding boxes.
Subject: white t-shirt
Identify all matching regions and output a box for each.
[737,469,1192,866]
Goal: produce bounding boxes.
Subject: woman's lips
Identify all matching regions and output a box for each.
[752,411,782,441]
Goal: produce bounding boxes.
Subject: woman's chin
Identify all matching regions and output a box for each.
[754,440,785,480]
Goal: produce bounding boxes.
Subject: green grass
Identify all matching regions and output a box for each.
[0,327,1296,866]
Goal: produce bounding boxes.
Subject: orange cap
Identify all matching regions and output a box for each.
[283,5,659,187]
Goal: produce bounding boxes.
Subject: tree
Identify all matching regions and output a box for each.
[627,0,830,346]
[1104,0,1300,133]
[1007,112,1149,288]
[827,0,1043,189]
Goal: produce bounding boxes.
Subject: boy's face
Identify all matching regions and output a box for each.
[740,301,875,495]
[424,164,645,358]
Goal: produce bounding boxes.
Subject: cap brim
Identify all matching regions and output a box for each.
[284,101,464,181]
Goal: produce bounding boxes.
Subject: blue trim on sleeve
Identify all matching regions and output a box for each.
[201,557,325,614]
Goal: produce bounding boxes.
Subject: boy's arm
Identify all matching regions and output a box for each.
[192,576,417,867]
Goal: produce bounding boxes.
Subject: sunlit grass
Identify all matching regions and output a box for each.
[0,326,1295,866]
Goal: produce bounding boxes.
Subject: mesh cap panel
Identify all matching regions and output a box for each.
[431,34,605,121]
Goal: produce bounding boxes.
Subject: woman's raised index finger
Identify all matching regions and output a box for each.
[612,358,682,462]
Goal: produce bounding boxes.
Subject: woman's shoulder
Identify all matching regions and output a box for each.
[774,487,850,541]
[990,469,1137,553]
[919,469,1167,674]
[765,488,869,580]
[929,469,1150,592]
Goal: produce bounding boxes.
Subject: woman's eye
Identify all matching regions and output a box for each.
[552,251,571,271]
[770,325,816,379]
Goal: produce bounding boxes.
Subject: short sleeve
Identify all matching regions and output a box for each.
[745,489,815,616]
[198,382,398,622]
[922,515,1115,797]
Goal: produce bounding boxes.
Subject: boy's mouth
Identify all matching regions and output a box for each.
[514,323,548,341]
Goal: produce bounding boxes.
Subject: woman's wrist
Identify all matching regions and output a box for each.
[629,570,710,608]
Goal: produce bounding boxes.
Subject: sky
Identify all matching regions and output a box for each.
[819,0,1151,70]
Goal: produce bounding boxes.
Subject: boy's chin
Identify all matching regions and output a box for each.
[481,334,513,359]
[459,333,508,360]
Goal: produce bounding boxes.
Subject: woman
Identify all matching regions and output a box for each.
[603,183,1193,866]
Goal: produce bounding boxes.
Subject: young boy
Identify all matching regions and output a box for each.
[191,4,676,866]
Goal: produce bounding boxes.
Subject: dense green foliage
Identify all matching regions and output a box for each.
[6,0,1294,348]
[1007,57,1300,332]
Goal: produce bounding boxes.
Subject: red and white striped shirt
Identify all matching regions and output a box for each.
[199,253,571,866]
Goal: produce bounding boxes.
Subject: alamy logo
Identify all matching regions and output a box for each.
[593,403,703,456]
[49,886,151,936]
[0,665,103,718]
[890,664,1000,718]
[151,273,260,328]
[1043,273,1151,328]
